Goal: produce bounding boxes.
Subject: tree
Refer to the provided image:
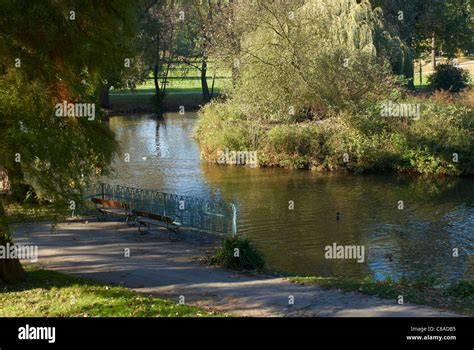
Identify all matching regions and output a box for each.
[138,0,179,100]
[0,0,141,283]
[371,0,473,73]
[173,0,221,103]
[222,0,395,121]
[138,0,249,104]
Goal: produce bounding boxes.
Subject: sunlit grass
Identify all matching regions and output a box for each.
[413,61,474,88]
[5,203,68,224]
[108,64,231,110]
[0,266,223,317]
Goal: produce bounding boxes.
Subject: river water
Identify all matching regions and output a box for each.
[104,113,474,282]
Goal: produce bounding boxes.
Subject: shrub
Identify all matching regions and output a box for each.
[211,235,265,271]
[404,98,474,175]
[445,280,474,298]
[428,64,471,92]
[196,86,474,175]
[195,101,264,164]
[264,124,322,168]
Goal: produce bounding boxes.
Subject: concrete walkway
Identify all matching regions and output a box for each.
[13,220,460,317]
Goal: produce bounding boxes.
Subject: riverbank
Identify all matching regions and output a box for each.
[107,88,222,115]
[196,89,474,176]
[288,276,473,316]
[8,219,463,317]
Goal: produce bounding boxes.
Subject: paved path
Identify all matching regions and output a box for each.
[422,60,474,75]
[13,220,460,317]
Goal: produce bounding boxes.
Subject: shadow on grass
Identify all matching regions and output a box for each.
[0,266,217,317]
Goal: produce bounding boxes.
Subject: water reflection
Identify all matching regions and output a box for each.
[104,113,474,282]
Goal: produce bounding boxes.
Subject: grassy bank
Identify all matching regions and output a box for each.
[289,276,474,315]
[0,266,220,317]
[5,202,68,225]
[109,65,231,113]
[109,88,212,112]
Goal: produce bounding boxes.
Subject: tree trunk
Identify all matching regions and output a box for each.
[0,198,25,284]
[154,63,159,95]
[232,65,239,88]
[162,60,172,96]
[210,71,216,100]
[98,85,110,109]
[406,52,415,90]
[431,32,436,70]
[201,59,211,104]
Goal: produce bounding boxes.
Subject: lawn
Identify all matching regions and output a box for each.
[414,56,474,88]
[109,63,231,111]
[5,202,69,225]
[0,266,222,317]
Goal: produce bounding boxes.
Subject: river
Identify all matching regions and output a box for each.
[104,113,474,282]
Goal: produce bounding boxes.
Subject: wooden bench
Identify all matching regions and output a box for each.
[91,198,133,223]
[130,210,181,241]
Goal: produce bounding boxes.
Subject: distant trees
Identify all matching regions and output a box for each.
[138,0,226,103]
[137,0,252,104]
[138,0,179,100]
[371,0,473,80]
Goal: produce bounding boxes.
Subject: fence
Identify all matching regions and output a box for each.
[83,183,237,235]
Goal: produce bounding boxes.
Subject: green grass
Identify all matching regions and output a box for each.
[5,202,69,224]
[0,266,222,317]
[289,276,474,315]
[413,58,474,88]
[138,62,231,90]
[131,77,231,91]
[109,64,231,111]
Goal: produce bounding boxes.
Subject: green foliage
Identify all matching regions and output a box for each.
[0,1,142,206]
[197,91,474,175]
[196,101,263,161]
[428,64,471,92]
[197,0,474,175]
[211,235,265,271]
[445,280,474,298]
[5,202,68,225]
[265,124,322,168]
[228,0,395,122]
[371,0,473,59]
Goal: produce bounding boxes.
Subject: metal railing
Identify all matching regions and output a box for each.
[83,183,237,235]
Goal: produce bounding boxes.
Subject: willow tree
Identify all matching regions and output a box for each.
[196,0,404,164]
[0,0,141,283]
[227,0,397,122]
